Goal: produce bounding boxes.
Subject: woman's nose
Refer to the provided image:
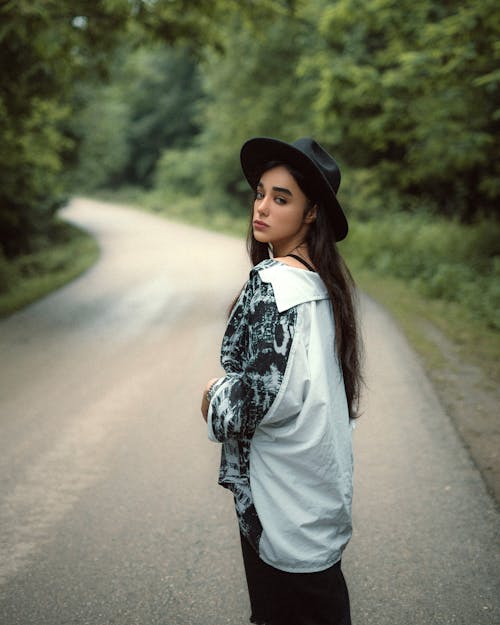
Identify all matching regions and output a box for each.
[257,195,270,215]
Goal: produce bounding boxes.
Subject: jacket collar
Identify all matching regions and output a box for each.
[258,262,329,312]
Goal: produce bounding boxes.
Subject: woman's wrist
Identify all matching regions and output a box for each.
[206,378,219,402]
[201,377,221,422]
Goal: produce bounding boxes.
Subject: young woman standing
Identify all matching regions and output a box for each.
[201,137,363,625]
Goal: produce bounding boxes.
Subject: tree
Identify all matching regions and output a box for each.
[186,12,315,211]
[0,0,298,256]
[123,45,203,187]
[298,0,500,219]
[0,0,132,255]
[68,44,203,191]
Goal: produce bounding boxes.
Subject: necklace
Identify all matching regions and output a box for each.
[285,250,315,272]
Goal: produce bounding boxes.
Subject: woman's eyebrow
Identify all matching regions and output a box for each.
[257,181,293,197]
[273,186,293,196]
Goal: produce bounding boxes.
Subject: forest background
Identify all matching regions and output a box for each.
[1,0,499,484]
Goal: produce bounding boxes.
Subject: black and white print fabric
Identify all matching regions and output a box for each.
[208,259,297,551]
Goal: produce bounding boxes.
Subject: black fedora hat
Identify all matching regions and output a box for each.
[240,137,348,241]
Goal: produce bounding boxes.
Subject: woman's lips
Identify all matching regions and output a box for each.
[253,220,269,230]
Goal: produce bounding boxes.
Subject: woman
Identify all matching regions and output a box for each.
[201,137,363,625]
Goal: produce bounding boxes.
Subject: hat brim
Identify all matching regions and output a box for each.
[240,137,348,241]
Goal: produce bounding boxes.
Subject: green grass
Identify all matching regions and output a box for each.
[0,221,99,318]
[342,215,500,331]
[350,267,499,390]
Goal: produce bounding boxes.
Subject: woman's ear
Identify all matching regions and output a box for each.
[304,204,318,224]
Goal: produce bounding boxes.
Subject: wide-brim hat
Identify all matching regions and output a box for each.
[240,137,348,241]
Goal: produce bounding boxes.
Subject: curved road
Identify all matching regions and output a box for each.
[0,198,498,625]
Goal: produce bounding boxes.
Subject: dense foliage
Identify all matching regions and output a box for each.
[69,45,202,191]
[183,0,499,221]
[0,0,291,256]
[1,0,498,269]
[301,0,500,221]
[343,215,500,330]
[0,0,133,256]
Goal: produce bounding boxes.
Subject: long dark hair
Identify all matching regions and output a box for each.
[245,161,363,419]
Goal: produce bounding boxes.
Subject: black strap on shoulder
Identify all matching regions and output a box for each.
[286,253,315,272]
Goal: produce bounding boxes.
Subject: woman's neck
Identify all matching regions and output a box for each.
[273,240,308,258]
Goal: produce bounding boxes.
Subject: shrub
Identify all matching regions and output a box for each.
[154,148,204,198]
[344,214,500,330]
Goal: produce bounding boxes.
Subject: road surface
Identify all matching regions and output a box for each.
[0,198,498,625]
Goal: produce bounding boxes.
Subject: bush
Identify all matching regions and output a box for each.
[344,214,500,330]
[154,147,204,198]
[0,221,98,318]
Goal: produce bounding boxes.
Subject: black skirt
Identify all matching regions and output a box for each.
[240,534,352,625]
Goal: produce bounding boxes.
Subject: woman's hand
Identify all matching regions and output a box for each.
[201,377,220,422]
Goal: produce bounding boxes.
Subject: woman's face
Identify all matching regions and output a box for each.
[252,165,315,256]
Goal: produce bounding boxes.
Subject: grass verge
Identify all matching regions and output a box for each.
[0,220,99,319]
[350,267,499,389]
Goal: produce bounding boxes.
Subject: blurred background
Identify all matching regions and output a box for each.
[0,0,499,495]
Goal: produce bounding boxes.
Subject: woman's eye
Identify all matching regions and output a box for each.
[275,196,287,205]
[255,190,264,200]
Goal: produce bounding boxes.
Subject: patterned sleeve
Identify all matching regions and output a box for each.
[208,271,297,442]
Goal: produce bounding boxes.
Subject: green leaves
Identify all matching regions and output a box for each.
[301,0,499,219]
[2,0,498,258]
[0,0,135,255]
[0,0,299,256]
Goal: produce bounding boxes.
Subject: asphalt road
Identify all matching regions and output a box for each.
[0,198,498,625]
